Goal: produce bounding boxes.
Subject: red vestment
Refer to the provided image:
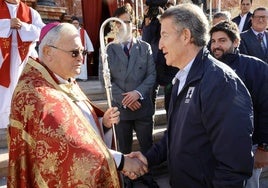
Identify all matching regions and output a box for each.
[8,58,120,187]
[0,1,32,87]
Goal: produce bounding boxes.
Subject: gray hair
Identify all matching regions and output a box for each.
[38,23,78,60]
[160,3,209,47]
[213,11,231,21]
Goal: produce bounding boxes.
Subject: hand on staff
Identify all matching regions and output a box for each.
[10,18,22,30]
[122,91,140,107]
[122,155,148,180]
[102,107,120,128]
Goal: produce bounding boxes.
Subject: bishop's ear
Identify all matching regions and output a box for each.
[42,45,53,61]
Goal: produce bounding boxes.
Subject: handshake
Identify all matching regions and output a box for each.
[121,151,148,179]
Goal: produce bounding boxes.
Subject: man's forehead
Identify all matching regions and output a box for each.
[241,0,251,3]
[212,31,229,39]
[161,18,177,29]
[59,33,80,43]
[254,10,268,15]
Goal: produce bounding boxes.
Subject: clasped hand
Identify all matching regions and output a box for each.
[122,91,141,111]
[10,18,22,29]
[122,151,148,180]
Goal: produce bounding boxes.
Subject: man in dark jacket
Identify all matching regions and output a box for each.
[232,0,252,32]
[128,4,254,188]
[142,6,178,113]
[239,7,268,63]
[210,20,268,188]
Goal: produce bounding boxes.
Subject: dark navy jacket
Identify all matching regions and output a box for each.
[219,53,268,144]
[239,28,268,63]
[232,13,252,32]
[145,49,254,188]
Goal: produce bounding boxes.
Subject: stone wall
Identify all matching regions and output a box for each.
[55,0,82,18]
[221,0,268,18]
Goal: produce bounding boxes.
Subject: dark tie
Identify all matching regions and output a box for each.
[123,43,129,58]
[257,33,266,53]
[171,78,180,102]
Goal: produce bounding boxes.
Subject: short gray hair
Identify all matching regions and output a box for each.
[160,3,209,47]
[38,23,78,60]
[213,11,231,21]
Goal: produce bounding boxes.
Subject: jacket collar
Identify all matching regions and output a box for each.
[184,48,209,86]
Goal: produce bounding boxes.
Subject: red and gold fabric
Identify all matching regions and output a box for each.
[8,58,120,187]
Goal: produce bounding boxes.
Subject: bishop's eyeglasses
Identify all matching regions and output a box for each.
[48,45,87,58]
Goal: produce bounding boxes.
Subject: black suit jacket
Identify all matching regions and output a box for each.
[232,12,252,32]
[239,28,268,63]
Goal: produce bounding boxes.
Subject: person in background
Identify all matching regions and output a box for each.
[210,20,268,188]
[71,16,94,81]
[8,22,148,187]
[232,0,253,32]
[142,0,178,114]
[129,4,254,187]
[99,6,157,188]
[0,0,45,131]
[239,7,268,63]
[207,10,232,56]
[212,11,231,26]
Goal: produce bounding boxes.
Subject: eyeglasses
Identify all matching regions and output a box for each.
[253,15,268,20]
[48,45,87,58]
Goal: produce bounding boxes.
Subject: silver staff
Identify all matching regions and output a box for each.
[99,17,127,151]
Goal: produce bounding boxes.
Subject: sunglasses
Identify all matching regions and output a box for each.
[48,45,87,58]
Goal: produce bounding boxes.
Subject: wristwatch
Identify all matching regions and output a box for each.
[258,143,268,152]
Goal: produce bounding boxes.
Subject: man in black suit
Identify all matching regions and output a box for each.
[239,7,268,63]
[232,0,252,32]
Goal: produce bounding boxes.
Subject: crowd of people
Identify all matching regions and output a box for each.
[1,0,268,187]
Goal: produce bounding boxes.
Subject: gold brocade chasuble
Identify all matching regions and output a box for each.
[8,58,120,188]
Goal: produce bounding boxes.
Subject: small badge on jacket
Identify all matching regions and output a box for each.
[185,87,195,103]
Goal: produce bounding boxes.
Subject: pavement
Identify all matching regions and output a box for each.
[1,79,268,188]
[133,162,170,188]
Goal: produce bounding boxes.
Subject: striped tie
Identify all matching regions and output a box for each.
[257,33,266,53]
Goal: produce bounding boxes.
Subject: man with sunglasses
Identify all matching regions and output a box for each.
[8,22,148,187]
